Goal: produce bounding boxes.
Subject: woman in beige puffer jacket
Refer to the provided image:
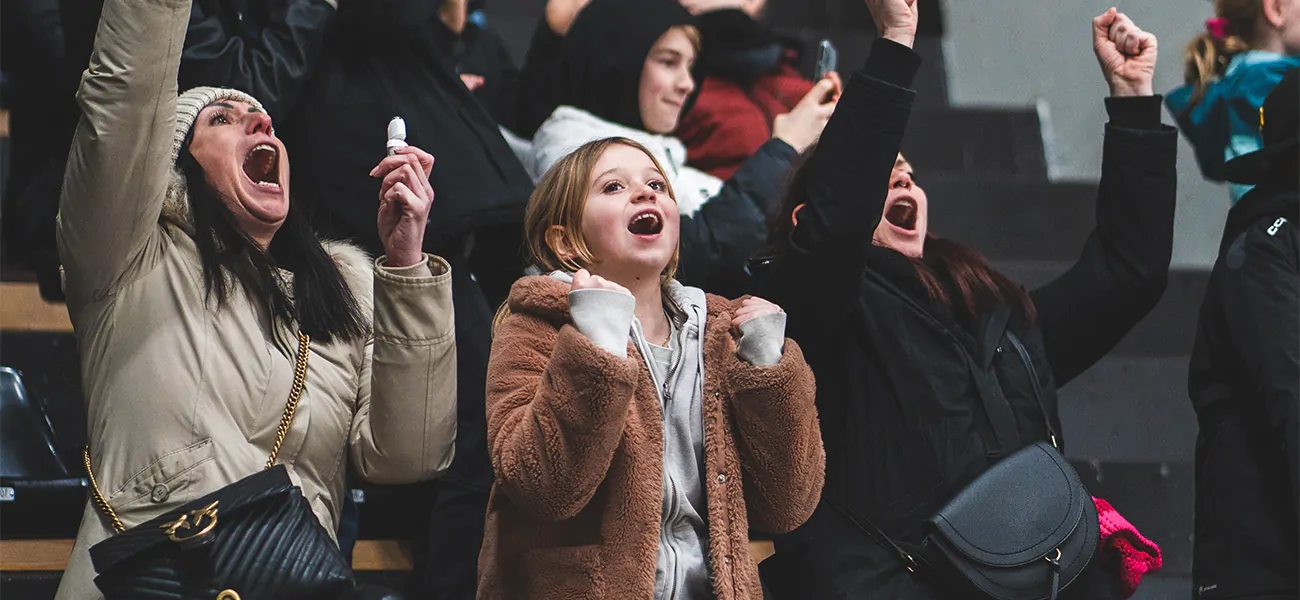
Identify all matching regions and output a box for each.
[52,0,458,597]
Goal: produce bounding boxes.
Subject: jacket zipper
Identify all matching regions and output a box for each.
[1004,331,1058,450]
[632,311,696,600]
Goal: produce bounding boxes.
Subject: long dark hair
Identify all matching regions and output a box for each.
[766,146,1036,323]
[177,136,367,345]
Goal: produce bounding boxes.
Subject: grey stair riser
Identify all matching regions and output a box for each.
[994,264,1208,357]
[903,107,1047,178]
[764,0,945,35]
[924,177,1096,261]
[1070,459,1194,576]
[1058,356,1197,463]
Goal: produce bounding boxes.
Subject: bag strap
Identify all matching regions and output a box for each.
[825,497,919,574]
[84,331,311,534]
[1003,330,1061,451]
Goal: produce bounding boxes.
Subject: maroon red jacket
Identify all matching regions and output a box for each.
[679,63,813,180]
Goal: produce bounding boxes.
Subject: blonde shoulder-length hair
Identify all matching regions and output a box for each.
[494,137,681,330]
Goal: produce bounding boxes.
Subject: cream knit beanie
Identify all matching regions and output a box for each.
[163,87,267,229]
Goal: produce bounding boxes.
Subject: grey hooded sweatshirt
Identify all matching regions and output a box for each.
[553,272,785,600]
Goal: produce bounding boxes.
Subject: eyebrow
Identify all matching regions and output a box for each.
[206,102,261,113]
[653,49,684,60]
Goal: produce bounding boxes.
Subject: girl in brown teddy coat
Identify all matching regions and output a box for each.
[477,136,824,600]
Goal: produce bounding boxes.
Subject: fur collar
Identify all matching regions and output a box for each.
[323,238,374,325]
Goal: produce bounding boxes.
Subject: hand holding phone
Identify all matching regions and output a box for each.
[815,39,838,82]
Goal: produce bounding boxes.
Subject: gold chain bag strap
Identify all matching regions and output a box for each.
[81,330,356,600]
[83,331,311,533]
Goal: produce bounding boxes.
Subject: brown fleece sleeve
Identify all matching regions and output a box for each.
[724,338,825,533]
[486,313,640,522]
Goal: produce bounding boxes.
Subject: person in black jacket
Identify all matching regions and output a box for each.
[179,0,337,121]
[753,2,1177,598]
[1187,67,1299,600]
[273,3,533,599]
[1,0,79,300]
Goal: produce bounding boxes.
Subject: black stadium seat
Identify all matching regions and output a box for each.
[0,366,88,539]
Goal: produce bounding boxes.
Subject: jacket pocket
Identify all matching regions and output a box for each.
[519,545,605,600]
[112,438,215,517]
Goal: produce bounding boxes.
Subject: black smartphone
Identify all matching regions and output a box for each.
[815,39,838,81]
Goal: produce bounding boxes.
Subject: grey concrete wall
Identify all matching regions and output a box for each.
[940,0,1226,268]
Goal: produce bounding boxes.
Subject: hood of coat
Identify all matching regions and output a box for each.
[530,106,719,217]
[559,0,698,131]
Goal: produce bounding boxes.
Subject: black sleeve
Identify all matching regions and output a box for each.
[1224,219,1300,517]
[510,19,567,138]
[179,0,336,120]
[752,38,920,342]
[464,27,520,126]
[1029,97,1178,386]
[677,138,799,297]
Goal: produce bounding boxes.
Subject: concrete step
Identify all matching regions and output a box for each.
[903,106,1047,179]
[924,175,1097,262]
[995,263,1208,358]
[1071,459,1194,577]
[1058,355,1197,463]
[764,0,945,35]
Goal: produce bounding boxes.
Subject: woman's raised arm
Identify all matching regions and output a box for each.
[58,0,192,303]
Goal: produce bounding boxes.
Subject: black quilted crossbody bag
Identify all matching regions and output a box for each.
[84,333,356,600]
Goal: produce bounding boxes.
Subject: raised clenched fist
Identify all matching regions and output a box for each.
[1092,8,1157,97]
[571,269,631,295]
[864,0,919,49]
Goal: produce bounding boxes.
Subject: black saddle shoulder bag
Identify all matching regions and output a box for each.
[829,330,1099,600]
[84,333,357,600]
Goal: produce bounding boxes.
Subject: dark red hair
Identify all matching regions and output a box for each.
[913,234,1036,323]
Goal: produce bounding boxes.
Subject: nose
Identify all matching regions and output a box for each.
[632,182,657,203]
[244,110,274,137]
[678,71,696,96]
[891,171,913,190]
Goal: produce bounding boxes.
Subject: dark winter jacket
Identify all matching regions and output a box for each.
[179,0,336,121]
[1,0,80,299]
[281,0,533,254]
[676,9,814,180]
[753,38,1178,599]
[452,21,519,127]
[275,7,531,600]
[1187,178,1299,600]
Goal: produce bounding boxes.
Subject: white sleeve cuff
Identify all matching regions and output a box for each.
[569,288,636,358]
[736,312,787,366]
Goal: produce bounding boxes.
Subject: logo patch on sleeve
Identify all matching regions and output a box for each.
[1268,217,1288,236]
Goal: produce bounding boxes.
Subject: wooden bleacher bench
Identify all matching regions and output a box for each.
[0,282,73,332]
[0,539,412,571]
